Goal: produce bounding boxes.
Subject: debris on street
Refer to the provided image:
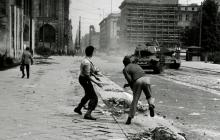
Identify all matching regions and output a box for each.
[129,127,186,140]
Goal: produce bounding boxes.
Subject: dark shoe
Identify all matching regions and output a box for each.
[125,117,132,125]
[84,114,96,120]
[22,75,25,78]
[149,104,155,117]
[74,108,82,115]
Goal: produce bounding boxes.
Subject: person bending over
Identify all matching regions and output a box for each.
[122,56,155,125]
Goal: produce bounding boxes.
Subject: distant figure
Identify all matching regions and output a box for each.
[122,56,155,125]
[21,47,33,79]
[74,46,103,120]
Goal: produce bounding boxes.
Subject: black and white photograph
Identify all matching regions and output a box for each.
[0,0,220,139]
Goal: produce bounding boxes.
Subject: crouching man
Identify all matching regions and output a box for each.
[122,56,155,125]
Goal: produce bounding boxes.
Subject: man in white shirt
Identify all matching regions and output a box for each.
[74,46,102,120]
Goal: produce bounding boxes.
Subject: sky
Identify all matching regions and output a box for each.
[70,0,203,41]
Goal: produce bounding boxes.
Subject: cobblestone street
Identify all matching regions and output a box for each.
[0,56,130,140]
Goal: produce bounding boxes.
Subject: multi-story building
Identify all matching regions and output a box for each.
[119,0,179,48]
[99,13,120,51]
[32,0,72,54]
[178,4,200,29]
[0,0,32,67]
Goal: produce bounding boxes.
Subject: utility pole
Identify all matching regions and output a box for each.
[199,2,203,48]
[79,16,81,52]
[111,0,112,14]
[29,0,33,54]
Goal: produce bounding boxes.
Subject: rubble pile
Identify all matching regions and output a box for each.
[129,127,186,140]
[151,127,186,140]
[103,97,148,117]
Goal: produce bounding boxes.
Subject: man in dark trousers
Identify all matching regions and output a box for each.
[21,47,33,79]
[122,56,155,125]
[74,46,103,120]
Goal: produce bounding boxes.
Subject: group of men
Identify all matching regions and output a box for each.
[74,46,155,125]
[19,45,155,124]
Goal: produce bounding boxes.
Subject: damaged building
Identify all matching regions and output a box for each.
[81,25,100,51]
[32,0,73,54]
[0,0,32,67]
[99,13,120,51]
[0,0,73,67]
[119,0,180,48]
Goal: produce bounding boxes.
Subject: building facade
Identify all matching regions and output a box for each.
[81,25,100,51]
[0,0,32,67]
[99,13,120,51]
[32,0,73,54]
[119,0,180,48]
[178,4,199,29]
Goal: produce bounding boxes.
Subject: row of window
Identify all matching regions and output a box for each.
[127,14,177,18]
[39,0,57,17]
[127,20,177,24]
[127,32,179,35]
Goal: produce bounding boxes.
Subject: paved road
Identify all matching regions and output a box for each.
[93,54,220,140]
[0,56,129,140]
[1,55,219,140]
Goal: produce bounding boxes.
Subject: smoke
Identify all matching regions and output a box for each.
[101,39,135,57]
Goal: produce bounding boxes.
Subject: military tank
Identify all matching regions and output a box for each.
[158,47,181,69]
[129,44,164,74]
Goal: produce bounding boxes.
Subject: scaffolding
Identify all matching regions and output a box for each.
[120,1,180,48]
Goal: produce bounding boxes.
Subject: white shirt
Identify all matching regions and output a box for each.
[80,57,96,77]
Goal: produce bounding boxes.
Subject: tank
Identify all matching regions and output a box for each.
[129,44,164,74]
[158,47,181,69]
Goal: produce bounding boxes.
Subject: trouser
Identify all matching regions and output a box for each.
[21,64,30,78]
[77,75,98,111]
[129,76,152,118]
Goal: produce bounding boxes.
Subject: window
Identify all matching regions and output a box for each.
[179,15,182,21]
[24,0,29,16]
[186,14,189,21]
[39,0,57,17]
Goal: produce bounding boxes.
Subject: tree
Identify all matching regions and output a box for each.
[201,0,219,53]
[180,26,200,47]
[181,0,219,52]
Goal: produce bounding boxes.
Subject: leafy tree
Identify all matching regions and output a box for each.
[181,0,219,53]
[201,0,219,53]
[180,25,200,47]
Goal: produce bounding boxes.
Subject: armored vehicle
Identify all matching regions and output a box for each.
[130,44,164,74]
[159,47,181,69]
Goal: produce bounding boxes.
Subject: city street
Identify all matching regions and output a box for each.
[0,56,129,140]
[93,53,220,140]
[2,0,220,139]
[0,55,220,140]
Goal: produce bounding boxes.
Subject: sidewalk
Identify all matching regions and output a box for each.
[0,56,185,140]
